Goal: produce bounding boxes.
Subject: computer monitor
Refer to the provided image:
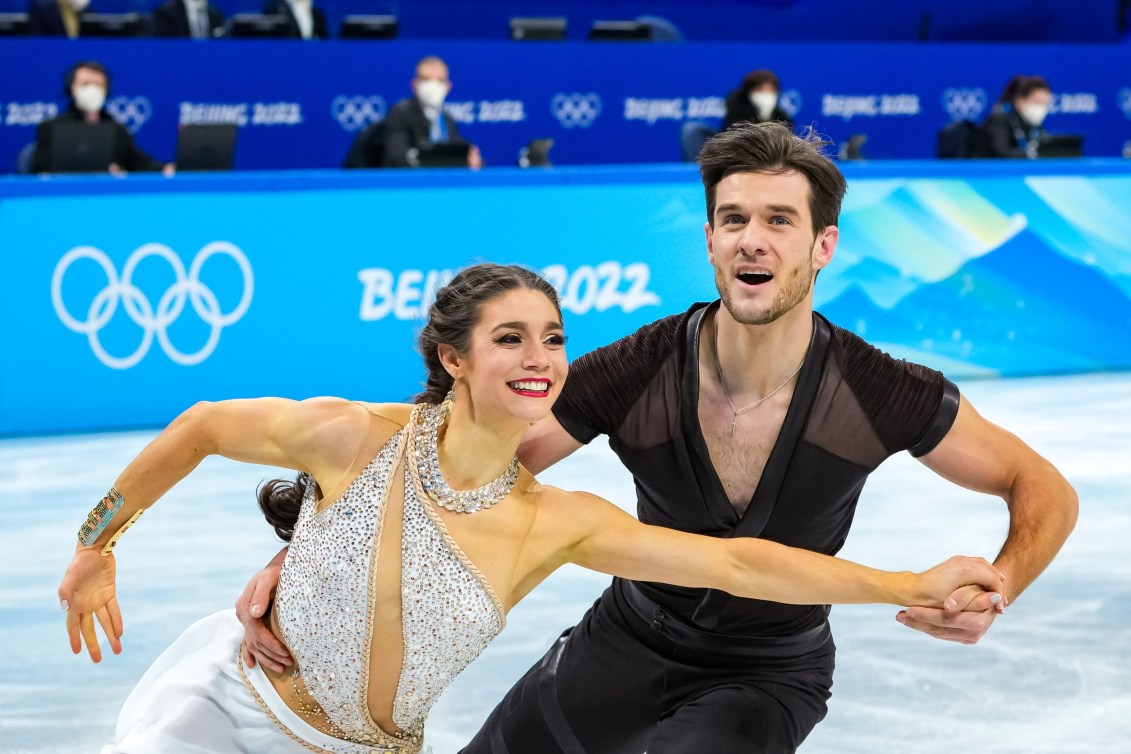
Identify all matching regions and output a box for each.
[510,17,566,40]
[79,13,142,37]
[340,14,397,39]
[1037,133,1084,158]
[588,20,649,41]
[175,124,237,171]
[0,12,29,35]
[408,142,470,168]
[227,13,290,38]
[46,121,118,173]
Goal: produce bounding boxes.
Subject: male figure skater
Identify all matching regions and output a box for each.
[239,122,1077,753]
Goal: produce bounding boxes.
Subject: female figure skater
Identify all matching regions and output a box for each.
[60,264,1003,753]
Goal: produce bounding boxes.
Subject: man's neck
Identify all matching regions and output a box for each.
[709,302,814,397]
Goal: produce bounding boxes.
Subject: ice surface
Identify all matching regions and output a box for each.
[2,374,1127,753]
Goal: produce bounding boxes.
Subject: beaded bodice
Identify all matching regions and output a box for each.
[273,407,505,751]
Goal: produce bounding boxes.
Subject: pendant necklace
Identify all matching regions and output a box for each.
[712,318,804,436]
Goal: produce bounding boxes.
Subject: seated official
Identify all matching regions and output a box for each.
[28,0,88,36]
[33,61,173,176]
[723,68,794,131]
[261,0,327,39]
[980,75,1053,158]
[382,56,483,169]
[151,0,224,38]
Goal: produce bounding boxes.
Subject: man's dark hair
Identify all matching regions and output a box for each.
[741,68,781,94]
[698,121,847,235]
[63,60,111,99]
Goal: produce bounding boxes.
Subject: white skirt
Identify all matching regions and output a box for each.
[101,609,424,754]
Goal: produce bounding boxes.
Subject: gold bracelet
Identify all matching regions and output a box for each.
[100,509,144,556]
[77,487,145,556]
[77,488,124,546]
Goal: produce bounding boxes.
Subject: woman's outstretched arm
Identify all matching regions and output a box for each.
[57,397,369,662]
[552,490,1005,609]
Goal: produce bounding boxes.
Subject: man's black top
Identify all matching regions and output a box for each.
[381,98,466,168]
[32,107,164,174]
[553,302,960,637]
[151,0,225,37]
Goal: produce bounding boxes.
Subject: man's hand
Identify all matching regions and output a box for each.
[235,547,292,672]
[896,584,1007,645]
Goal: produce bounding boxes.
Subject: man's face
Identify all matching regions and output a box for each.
[412,60,451,102]
[704,170,837,326]
[71,67,108,97]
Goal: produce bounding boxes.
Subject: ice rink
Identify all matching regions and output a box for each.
[2,372,1128,754]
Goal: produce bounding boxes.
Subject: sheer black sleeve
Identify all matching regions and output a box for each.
[830,323,960,457]
[552,311,686,444]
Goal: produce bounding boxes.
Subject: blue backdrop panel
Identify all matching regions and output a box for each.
[2,39,1131,174]
[2,159,1129,437]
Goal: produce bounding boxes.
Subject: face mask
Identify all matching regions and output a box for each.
[1017,104,1048,127]
[73,84,106,114]
[416,80,448,110]
[68,0,91,11]
[749,91,778,119]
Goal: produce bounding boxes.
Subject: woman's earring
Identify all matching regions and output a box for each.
[440,387,455,416]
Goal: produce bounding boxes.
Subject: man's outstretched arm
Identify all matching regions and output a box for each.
[901,395,1078,643]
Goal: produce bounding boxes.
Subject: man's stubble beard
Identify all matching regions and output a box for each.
[715,251,815,327]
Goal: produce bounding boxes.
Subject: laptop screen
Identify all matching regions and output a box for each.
[1037,133,1084,158]
[175,124,238,171]
[46,121,117,173]
[413,142,471,167]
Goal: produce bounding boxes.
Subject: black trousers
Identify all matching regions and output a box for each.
[460,581,835,754]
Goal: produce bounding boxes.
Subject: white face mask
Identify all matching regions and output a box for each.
[68,0,91,11]
[415,79,448,110]
[73,84,106,114]
[749,91,778,120]
[1017,104,1049,127]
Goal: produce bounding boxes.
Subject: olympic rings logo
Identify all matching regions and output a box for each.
[51,242,254,369]
[106,96,152,133]
[778,89,803,118]
[941,87,988,122]
[551,93,602,128]
[1119,88,1131,120]
[330,95,387,131]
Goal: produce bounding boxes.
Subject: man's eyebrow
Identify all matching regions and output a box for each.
[714,202,744,216]
[765,204,801,216]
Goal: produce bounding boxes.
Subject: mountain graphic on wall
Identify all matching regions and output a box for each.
[820,227,1131,377]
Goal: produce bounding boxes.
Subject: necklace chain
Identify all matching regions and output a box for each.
[411,402,519,514]
[712,317,804,436]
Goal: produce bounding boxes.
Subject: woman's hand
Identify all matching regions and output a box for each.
[913,555,1007,611]
[58,549,124,662]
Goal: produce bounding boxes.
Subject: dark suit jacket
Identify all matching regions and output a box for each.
[723,88,794,131]
[32,106,164,173]
[261,0,327,39]
[979,106,1046,158]
[151,0,224,37]
[381,97,466,168]
[28,0,80,35]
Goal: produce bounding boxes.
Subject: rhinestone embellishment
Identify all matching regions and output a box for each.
[412,402,519,514]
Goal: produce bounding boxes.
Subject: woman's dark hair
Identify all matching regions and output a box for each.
[414,263,562,404]
[63,60,111,99]
[741,68,781,94]
[257,263,561,540]
[998,74,1051,105]
[698,120,847,236]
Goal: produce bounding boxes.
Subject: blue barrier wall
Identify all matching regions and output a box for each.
[3,39,1131,173]
[2,158,1130,437]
